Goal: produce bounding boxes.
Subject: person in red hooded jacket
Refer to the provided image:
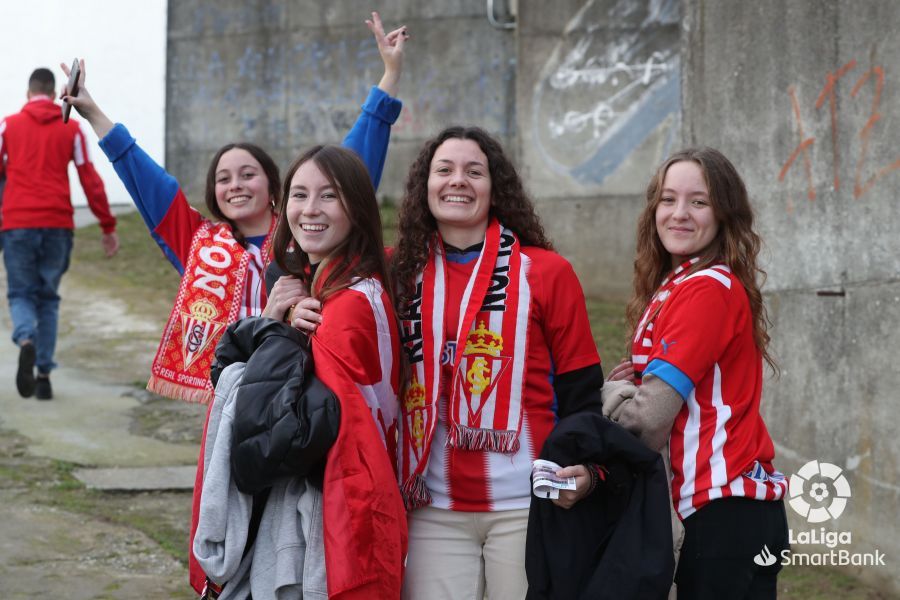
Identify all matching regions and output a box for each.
[0,67,119,400]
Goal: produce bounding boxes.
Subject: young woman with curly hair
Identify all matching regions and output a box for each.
[393,126,604,599]
[605,148,789,599]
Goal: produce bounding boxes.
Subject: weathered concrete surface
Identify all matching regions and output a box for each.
[165,0,516,207]
[73,465,196,491]
[0,244,199,596]
[517,0,681,297]
[0,354,198,468]
[682,0,900,593]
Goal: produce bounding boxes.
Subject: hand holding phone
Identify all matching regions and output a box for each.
[62,58,80,123]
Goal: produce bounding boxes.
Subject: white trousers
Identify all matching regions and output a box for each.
[402,506,530,600]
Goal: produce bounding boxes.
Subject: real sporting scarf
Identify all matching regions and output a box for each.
[399,219,532,509]
[148,220,273,403]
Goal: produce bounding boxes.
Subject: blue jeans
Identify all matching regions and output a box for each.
[3,228,73,373]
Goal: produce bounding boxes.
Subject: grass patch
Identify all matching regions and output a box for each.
[779,564,890,599]
[0,428,191,568]
[69,210,181,316]
[585,297,629,366]
[380,201,399,247]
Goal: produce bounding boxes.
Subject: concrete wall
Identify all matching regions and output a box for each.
[682,0,900,592]
[166,0,515,208]
[165,0,661,299]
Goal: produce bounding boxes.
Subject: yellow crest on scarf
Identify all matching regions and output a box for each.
[463,321,503,394]
[403,373,427,448]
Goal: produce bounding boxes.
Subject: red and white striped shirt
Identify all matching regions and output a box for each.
[425,248,600,511]
[632,261,787,519]
[238,241,267,320]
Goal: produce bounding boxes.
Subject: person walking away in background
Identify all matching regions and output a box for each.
[0,67,119,401]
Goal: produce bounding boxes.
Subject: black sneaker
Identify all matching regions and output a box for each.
[16,343,36,398]
[35,375,53,401]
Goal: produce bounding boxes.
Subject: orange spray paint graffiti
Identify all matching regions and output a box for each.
[778,60,900,210]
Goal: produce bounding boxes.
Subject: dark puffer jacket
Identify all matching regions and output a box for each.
[526,412,675,600]
[211,316,340,495]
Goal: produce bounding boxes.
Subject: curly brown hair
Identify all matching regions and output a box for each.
[391,126,552,309]
[626,147,777,372]
[272,145,391,304]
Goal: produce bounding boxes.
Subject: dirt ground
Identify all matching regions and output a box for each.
[0,269,203,598]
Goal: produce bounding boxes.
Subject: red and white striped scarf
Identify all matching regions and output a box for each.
[399,219,532,508]
[148,219,273,403]
[631,257,702,379]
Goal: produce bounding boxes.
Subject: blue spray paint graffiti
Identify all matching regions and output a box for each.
[532,0,681,186]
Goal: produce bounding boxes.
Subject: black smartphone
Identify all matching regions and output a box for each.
[62,58,80,123]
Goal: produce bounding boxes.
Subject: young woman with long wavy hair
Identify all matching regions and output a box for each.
[392,126,604,599]
[605,147,789,599]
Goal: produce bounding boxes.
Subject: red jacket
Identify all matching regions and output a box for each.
[0,96,115,232]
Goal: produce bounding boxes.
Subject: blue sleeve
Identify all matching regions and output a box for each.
[341,87,402,191]
[98,123,185,272]
[644,359,693,401]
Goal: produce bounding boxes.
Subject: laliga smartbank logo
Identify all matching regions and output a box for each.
[752,460,885,567]
[788,460,851,522]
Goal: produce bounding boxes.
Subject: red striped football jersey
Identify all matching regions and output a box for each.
[425,248,601,512]
[632,262,787,519]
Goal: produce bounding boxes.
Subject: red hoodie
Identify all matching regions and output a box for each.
[0,96,115,232]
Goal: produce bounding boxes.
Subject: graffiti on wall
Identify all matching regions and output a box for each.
[531,0,680,186]
[778,59,900,212]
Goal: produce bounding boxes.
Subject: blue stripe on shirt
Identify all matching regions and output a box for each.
[644,359,693,401]
[446,250,481,264]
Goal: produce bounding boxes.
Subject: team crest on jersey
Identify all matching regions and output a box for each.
[180,299,225,370]
[403,373,427,454]
[456,321,510,421]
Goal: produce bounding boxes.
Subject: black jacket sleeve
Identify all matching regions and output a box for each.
[212,316,340,495]
[264,261,287,298]
[553,364,604,419]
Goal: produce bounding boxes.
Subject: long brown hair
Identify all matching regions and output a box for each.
[626,147,777,372]
[204,142,281,247]
[272,145,391,303]
[391,126,552,309]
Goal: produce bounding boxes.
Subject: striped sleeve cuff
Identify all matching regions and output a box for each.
[644,359,693,401]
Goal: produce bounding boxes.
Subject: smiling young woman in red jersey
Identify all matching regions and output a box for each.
[391,126,604,599]
[605,148,790,599]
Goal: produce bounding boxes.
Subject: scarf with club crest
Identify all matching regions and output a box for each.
[148,219,273,403]
[399,219,532,509]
